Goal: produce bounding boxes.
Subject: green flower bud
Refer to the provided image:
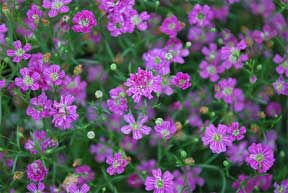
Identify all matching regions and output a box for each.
[110,63,117,70]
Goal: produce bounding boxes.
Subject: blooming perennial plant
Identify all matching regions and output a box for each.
[0,0,287,192]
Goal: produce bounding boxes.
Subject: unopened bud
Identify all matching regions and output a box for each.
[73,64,83,75]
[95,90,103,99]
[200,106,209,114]
[87,131,95,139]
[72,159,82,167]
[184,157,195,165]
[223,160,230,167]
[13,171,24,181]
[155,118,163,125]
[110,63,117,71]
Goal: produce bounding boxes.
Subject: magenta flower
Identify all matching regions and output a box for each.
[227,122,246,141]
[154,120,176,140]
[145,168,174,193]
[27,92,52,120]
[106,13,130,37]
[221,40,248,69]
[274,179,288,193]
[171,72,191,90]
[246,143,275,173]
[68,184,90,193]
[160,15,183,38]
[0,24,8,45]
[226,141,249,166]
[214,77,237,104]
[75,165,95,184]
[273,54,288,77]
[199,60,224,82]
[164,38,189,64]
[124,68,162,103]
[15,67,40,91]
[0,79,6,90]
[51,95,79,130]
[188,4,213,27]
[106,153,128,175]
[6,40,31,63]
[130,10,150,31]
[143,48,171,75]
[27,4,43,23]
[43,64,65,86]
[72,10,97,33]
[201,124,232,154]
[26,160,48,182]
[121,113,151,140]
[273,77,288,95]
[107,86,128,115]
[42,0,71,18]
[27,182,45,193]
[90,139,113,163]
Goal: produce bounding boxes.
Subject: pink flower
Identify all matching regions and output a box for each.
[227,122,246,141]
[68,184,90,193]
[188,4,214,27]
[199,60,224,82]
[26,160,48,182]
[130,10,150,31]
[27,182,45,193]
[214,77,236,104]
[43,64,65,86]
[42,0,71,18]
[201,124,232,154]
[51,95,79,130]
[0,79,6,90]
[273,54,288,77]
[107,86,128,115]
[15,67,40,91]
[246,143,275,173]
[145,168,174,193]
[160,15,183,38]
[273,77,288,95]
[154,120,176,140]
[171,72,191,90]
[221,40,248,69]
[121,113,151,140]
[143,48,171,75]
[75,165,95,185]
[164,38,189,64]
[106,153,128,175]
[72,10,97,33]
[26,4,43,23]
[26,92,52,120]
[6,40,31,63]
[124,68,162,103]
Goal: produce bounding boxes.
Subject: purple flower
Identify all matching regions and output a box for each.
[164,38,189,64]
[221,40,248,69]
[265,102,281,117]
[120,136,138,152]
[106,153,128,175]
[171,72,191,90]
[90,140,113,163]
[246,143,275,173]
[26,4,43,23]
[188,4,213,27]
[274,179,288,193]
[0,24,8,45]
[51,95,79,130]
[273,77,288,95]
[201,124,232,154]
[43,64,65,86]
[121,113,151,140]
[199,60,224,82]
[6,40,31,63]
[145,168,174,193]
[130,10,150,31]
[137,159,156,175]
[68,184,90,193]
[227,122,246,141]
[226,141,249,165]
[124,68,162,103]
[15,67,40,91]
[42,0,71,18]
[273,54,288,77]
[106,12,130,37]
[107,86,128,115]
[26,92,52,120]
[0,79,6,90]
[143,48,171,75]
[72,10,97,33]
[201,43,220,62]
[214,77,236,104]
[186,167,205,191]
[27,182,45,193]
[154,120,176,140]
[26,160,48,182]
[75,165,95,185]
[160,15,183,38]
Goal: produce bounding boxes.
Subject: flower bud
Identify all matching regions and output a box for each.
[155,118,163,125]
[13,171,24,181]
[110,63,117,71]
[87,131,95,139]
[95,90,103,99]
